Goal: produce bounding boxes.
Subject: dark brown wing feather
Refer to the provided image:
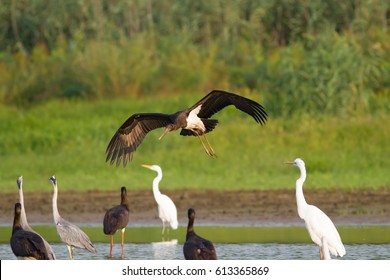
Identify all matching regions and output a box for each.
[11,230,49,260]
[183,232,217,260]
[189,90,267,125]
[106,113,173,166]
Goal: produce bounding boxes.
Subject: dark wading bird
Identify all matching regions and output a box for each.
[286,158,346,260]
[10,203,49,260]
[16,176,56,260]
[106,90,267,166]
[183,208,217,260]
[103,186,130,258]
[49,176,97,260]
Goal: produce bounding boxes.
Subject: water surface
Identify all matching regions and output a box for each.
[1,242,389,260]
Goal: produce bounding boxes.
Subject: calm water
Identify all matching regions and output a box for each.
[1,241,389,260]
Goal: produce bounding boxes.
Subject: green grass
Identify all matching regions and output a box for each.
[0,97,389,193]
[1,225,389,244]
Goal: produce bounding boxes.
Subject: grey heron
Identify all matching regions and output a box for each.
[106,90,268,166]
[49,176,97,259]
[286,158,346,259]
[183,208,217,260]
[103,186,130,258]
[16,176,56,259]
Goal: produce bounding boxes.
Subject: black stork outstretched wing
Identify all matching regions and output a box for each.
[188,90,267,125]
[106,113,173,167]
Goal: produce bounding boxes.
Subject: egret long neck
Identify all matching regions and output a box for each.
[152,172,163,201]
[52,184,61,223]
[296,164,308,219]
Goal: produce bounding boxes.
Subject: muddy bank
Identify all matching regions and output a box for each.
[1,188,389,226]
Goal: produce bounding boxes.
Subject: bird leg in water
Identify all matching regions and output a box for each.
[121,228,126,259]
[161,221,165,236]
[109,234,114,258]
[67,245,74,260]
[320,237,331,260]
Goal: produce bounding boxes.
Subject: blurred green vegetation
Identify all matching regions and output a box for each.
[0,1,389,192]
[0,98,389,192]
[0,0,388,116]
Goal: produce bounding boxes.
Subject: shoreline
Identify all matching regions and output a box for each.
[1,188,389,226]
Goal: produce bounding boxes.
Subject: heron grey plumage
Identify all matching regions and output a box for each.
[49,176,97,259]
[16,176,56,260]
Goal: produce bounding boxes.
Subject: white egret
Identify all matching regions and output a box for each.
[103,186,130,258]
[142,164,178,236]
[183,208,217,260]
[286,158,346,260]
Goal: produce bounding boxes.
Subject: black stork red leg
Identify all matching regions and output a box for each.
[121,228,126,258]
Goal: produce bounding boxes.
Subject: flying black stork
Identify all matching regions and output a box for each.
[183,208,217,260]
[103,186,130,258]
[106,90,267,166]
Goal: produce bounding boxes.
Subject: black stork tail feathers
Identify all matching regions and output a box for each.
[106,90,267,166]
[179,119,218,136]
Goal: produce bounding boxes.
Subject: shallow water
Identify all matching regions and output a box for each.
[1,241,390,260]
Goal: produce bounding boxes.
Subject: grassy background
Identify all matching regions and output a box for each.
[0,97,389,193]
[0,0,389,193]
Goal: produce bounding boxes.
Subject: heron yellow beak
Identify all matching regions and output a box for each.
[284,161,294,165]
[142,164,152,169]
